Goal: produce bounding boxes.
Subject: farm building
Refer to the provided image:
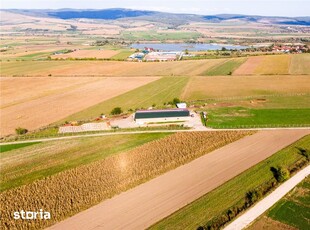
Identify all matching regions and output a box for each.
[134,109,190,125]
[144,51,183,61]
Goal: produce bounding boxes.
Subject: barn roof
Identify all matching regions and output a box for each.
[135,109,190,119]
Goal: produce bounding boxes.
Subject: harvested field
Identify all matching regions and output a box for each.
[0,77,158,136]
[254,55,291,75]
[0,59,224,76]
[58,77,189,123]
[182,76,310,100]
[0,131,252,230]
[289,54,310,75]
[48,130,310,230]
[233,56,264,75]
[51,49,119,59]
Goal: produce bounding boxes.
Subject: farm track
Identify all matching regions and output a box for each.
[48,129,310,230]
[1,128,310,145]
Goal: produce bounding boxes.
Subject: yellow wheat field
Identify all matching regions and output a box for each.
[0,131,253,229]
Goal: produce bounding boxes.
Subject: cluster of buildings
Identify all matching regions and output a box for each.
[128,47,183,61]
[272,45,309,53]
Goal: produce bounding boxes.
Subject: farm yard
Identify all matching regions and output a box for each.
[0,131,252,229]
[0,77,158,136]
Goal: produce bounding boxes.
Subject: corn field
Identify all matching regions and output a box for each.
[0,131,253,229]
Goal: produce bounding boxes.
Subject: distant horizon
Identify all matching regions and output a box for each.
[1,8,309,18]
[1,0,309,17]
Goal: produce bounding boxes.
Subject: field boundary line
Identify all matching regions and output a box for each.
[1,127,310,145]
[224,164,310,230]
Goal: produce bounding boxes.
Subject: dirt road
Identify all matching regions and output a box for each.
[48,129,309,230]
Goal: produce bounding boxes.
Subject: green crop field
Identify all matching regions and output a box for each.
[267,176,310,229]
[205,107,310,128]
[0,133,170,191]
[57,77,189,123]
[121,31,201,41]
[151,135,310,230]
[203,58,246,76]
[0,142,41,153]
[268,200,309,229]
[110,50,135,60]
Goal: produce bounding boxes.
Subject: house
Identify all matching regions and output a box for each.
[134,109,190,125]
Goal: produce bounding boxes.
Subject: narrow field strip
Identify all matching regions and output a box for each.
[203,58,246,76]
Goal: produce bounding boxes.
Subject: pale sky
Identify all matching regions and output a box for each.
[1,0,309,17]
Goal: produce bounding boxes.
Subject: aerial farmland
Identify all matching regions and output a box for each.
[0,3,310,230]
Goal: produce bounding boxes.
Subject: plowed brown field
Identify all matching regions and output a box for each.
[233,56,263,75]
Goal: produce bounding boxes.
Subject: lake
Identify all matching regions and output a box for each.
[130,43,248,51]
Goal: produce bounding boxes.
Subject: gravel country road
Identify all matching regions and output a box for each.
[48,129,310,230]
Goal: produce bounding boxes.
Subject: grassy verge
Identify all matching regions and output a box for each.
[203,58,246,76]
[150,135,310,230]
[0,133,171,191]
[56,77,189,123]
[205,107,310,128]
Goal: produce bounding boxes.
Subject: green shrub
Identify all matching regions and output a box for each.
[110,107,122,115]
[15,127,28,135]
